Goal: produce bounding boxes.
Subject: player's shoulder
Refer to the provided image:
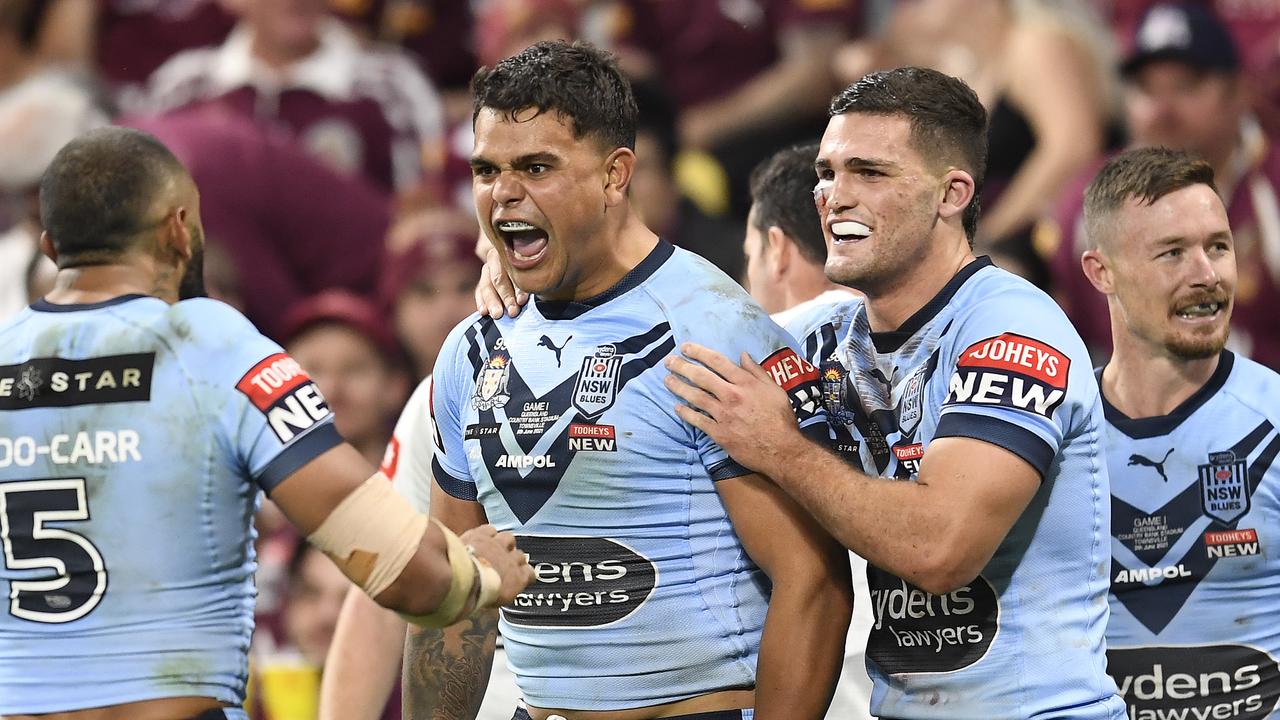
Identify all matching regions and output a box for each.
[648,245,771,332]
[952,262,1080,339]
[155,298,282,365]
[783,295,863,344]
[1220,352,1280,424]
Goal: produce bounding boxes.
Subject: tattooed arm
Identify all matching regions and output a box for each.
[403,479,499,719]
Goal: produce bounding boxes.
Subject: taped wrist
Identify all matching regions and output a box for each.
[399,520,487,628]
[306,473,428,599]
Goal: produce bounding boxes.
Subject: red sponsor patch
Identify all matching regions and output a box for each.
[235,353,312,411]
[569,424,615,439]
[893,443,924,461]
[956,333,1069,389]
[1205,528,1258,546]
[380,435,401,479]
[761,348,819,391]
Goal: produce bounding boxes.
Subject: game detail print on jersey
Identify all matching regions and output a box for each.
[1104,353,1280,720]
[429,242,828,710]
[785,258,1121,719]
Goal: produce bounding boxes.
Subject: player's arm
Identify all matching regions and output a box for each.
[319,588,406,720]
[402,482,499,720]
[269,446,530,622]
[717,472,852,720]
[667,346,1039,594]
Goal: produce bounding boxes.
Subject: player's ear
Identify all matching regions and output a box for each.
[937,168,976,225]
[765,225,790,280]
[165,207,194,263]
[1080,247,1114,294]
[603,147,635,207]
[39,231,59,266]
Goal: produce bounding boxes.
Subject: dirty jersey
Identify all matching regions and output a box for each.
[785,258,1123,719]
[430,242,825,710]
[0,295,339,713]
[1103,351,1280,720]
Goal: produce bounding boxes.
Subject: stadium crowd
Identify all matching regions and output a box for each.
[1,0,1279,719]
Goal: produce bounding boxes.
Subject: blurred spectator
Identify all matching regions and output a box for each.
[630,79,744,280]
[380,230,482,379]
[282,290,409,466]
[1049,1,1280,370]
[330,0,477,120]
[144,0,446,195]
[127,106,390,339]
[609,0,863,220]
[0,0,105,319]
[839,0,1121,285]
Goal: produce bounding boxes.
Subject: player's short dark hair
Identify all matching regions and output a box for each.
[471,40,637,152]
[829,67,988,240]
[749,143,826,265]
[39,126,187,267]
[1083,147,1217,249]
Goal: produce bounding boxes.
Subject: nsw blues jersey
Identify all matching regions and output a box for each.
[1103,352,1280,719]
[0,295,340,713]
[787,258,1122,720]
[430,242,826,710]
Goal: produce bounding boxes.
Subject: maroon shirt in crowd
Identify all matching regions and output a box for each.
[329,0,477,91]
[96,0,235,94]
[126,106,391,340]
[143,19,445,194]
[613,0,862,109]
[1049,131,1280,371]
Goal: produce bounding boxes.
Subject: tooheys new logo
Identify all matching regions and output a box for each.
[866,569,999,674]
[945,333,1069,418]
[1108,645,1280,720]
[504,536,657,628]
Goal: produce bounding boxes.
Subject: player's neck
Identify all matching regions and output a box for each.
[1102,339,1221,419]
[863,240,974,333]
[544,210,658,303]
[44,261,179,306]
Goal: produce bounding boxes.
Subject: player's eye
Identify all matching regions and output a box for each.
[528,164,550,175]
[472,165,498,178]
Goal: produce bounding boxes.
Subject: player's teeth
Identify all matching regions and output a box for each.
[1178,303,1219,317]
[498,221,538,232]
[831,221,870,237]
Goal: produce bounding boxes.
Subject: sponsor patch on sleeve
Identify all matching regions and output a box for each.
[761,347,823,421]
[236,353,331,443]
[943,333,1070,419]
[380,435,401,479]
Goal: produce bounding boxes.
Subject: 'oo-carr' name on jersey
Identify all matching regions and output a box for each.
[785,257,1124,720]
[430,242,825,711]
[1103,352,1280,720]
[0,295,340,714]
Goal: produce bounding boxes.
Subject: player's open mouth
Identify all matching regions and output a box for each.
[495,220,549,270]
[830,220,871,244]
[1174,300,1225,321]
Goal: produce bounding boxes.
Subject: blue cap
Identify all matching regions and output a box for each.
[1121,2,1239,77]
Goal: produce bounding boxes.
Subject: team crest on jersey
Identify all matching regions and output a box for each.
[572,344,622,419]
[474,351,513,411]
[1199,450,1250,524]
[820,359,856,424]
[898,364,928,432]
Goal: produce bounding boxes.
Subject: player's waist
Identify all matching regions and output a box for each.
[520,690,755,720]
[0,697,236,720]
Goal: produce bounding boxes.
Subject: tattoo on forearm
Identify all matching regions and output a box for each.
[403,610,499,720]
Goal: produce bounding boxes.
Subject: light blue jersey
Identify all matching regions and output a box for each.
[0,295,339,713]
[1103,352,1280,719]
[786,258,1123,720]
[430,242,826,711]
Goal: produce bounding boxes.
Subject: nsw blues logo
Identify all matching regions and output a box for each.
[572,344,623,419]
[473,350,512,411]
[1200,450,1250,524]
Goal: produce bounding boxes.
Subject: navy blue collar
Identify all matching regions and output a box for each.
[869,256,993,354]
[31,294,152,313]
[1099,351,1234,439]
[536,240,674,321]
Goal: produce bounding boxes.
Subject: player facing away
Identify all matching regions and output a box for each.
[1080,147,1280,718]
[0,127,531,720]
[405,41,853,720]
[665,67,1125,719]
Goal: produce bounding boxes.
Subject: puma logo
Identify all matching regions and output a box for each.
[1128,448,1174,482]
[538,335,572,367]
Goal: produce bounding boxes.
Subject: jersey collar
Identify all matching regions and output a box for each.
[1099,350,1235,439]
[30,294,152,313]
[535,240,674,321]
[869,256,993,354]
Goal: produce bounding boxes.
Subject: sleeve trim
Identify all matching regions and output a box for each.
[432,456,478,501]
[707,458,752,482]
[933,413,1053,480]
[258,422,343,494]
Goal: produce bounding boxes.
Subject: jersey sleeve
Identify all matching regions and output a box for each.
[673,294,827,481]
[934,293,1095,479]
[428,320,479,501]
[383,376,435,513]
[181,300,343,494]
